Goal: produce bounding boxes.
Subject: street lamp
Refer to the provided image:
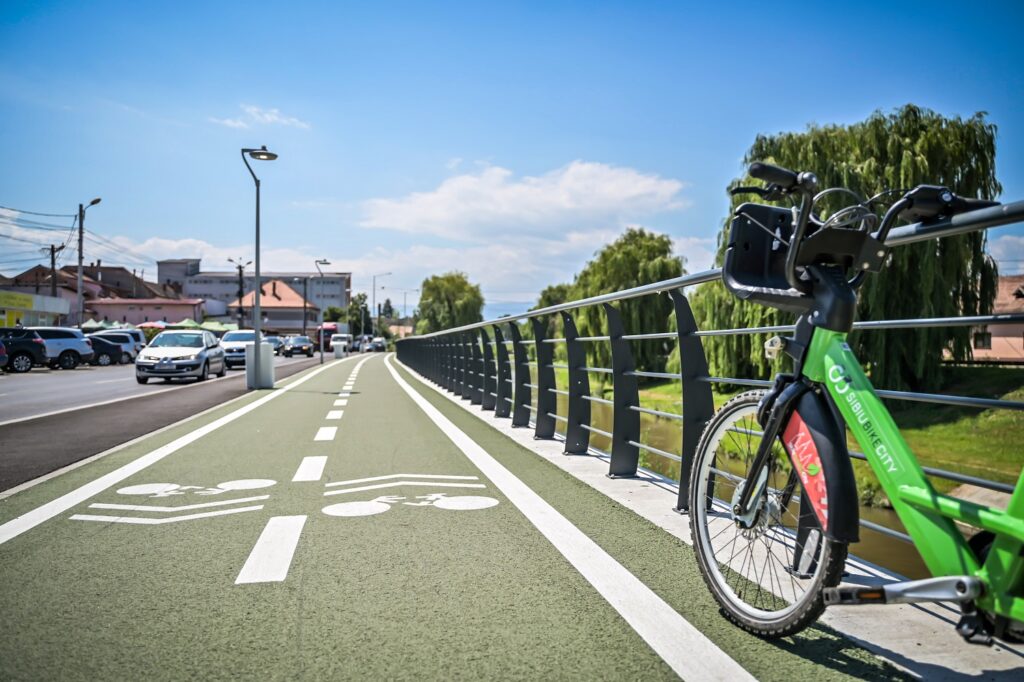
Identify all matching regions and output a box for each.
[314,258,330,364]
[240,145,277,389]
[76,197,101,326]
[371,271,391,338]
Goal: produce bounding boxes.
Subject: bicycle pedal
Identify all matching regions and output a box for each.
[823,586,888,606]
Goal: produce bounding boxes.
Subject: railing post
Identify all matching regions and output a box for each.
[480,328,497,411]
[508,323,532,427]
[469,333,483,406]
[459,333,472,399]
[493,325,512,418]
[561,311,591,455]
[670,289,715,512]
[531,317,557,439]
[441,338,453,391]
[604,303,640,477]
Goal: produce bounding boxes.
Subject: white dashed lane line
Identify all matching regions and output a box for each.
[314,426,337,442]
[325,410,343,420]
[292,456,328,482]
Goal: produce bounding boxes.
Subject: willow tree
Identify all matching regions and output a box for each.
[690,105,1000,391]
[414,271,484,334]
[571,228,684,372]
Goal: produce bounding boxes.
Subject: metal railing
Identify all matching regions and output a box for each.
[397,201,1024,551]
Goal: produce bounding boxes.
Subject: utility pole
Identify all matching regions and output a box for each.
[48,244,65,298]
[303,277,308,336]
[228,257,251,328]
[76,198,101,326]
[371,272,392,338]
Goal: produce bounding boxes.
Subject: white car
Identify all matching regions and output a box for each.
[221,330,257,369]
[136,330,227,384]
[331,333,353,351]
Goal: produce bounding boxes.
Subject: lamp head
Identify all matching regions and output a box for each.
[316,259,331,266]
[88,198,102,207]
[246,145,278,161]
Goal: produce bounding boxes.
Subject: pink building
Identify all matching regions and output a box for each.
[971,275,1024,364]
[89,297,204,325]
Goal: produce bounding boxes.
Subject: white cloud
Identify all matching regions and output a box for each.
[208,116,249,129]
[990,234,1024,275]
[361,161,689,240]
[209,104,311,130]
[673,235,718,274]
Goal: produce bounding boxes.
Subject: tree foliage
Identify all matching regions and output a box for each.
[532,282,572,339]
[568,228,684,372]
[346,293,369,336]
[690,105,1000,391]
[323,306,346,323]
[415,271,484,334]
[381,298,395,319]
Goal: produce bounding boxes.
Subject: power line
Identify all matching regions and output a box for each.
[0,204,76,218]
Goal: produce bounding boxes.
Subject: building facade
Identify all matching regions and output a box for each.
[228,279,318,334]
[971,274,1024,364]
[157,259,350,321]
[88,298,205,326]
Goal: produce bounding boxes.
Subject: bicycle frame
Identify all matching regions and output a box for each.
[802,327,1024,622]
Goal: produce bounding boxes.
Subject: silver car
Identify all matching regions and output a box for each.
[93,328,146,357]
[29,327,95,369]
[135,330,227,384]
[88,332,137,363]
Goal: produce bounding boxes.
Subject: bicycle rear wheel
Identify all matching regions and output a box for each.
[689,391,847,638]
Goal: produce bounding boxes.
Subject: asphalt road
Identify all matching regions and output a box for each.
[0,355,323,492]
[0,354,314,424]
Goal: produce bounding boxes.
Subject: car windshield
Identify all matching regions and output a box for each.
[223,331,256,342]
[291,336,311,344]
[149,332,204,348]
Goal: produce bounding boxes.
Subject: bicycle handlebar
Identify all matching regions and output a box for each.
[749,162,799,189]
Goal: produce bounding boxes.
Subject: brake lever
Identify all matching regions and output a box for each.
[730,186,769,198]
[731,184,788,202]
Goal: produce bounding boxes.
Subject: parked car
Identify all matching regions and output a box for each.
[331,333,353,351]
[265,335,284,355]
[135,330,226,384]
[88,332,136,363]
[29,327,94,369]
[220,330,257,369]
[92,328,146,357]
[87,336,124,366]
[0,340,6,370]
[282,335,314,357]
[0,328,48,373]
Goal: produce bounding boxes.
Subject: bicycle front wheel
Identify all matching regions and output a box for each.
[689,391,847,638]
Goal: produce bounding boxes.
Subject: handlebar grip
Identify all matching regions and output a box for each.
[749,162,799,190]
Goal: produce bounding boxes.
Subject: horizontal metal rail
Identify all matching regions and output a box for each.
[580,424,613,439]
[547,412,568,423]
[576,336,611,342]
[629,405,684,421]
[542,338,567,344]
[582,395,613,406]
[581,366,613,374]
[548,388,569,396]
[626,370,679,380]
[627,440,682,463]
[621,332,677,341]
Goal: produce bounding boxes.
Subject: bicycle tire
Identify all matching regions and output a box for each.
[689,390,847,638]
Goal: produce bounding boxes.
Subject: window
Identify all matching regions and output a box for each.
[973,332,992,350]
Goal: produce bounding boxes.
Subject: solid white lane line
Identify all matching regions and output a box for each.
[71,505,264,525]
[314,426,337,441]
[324,473,480,487]
[235,515,307,584]
[385,356,752,682]
[323,481,486,497]
[333,399,347,407]
[89,495,269,512]
[96,378,134,384]
[0,356,356,546]
[325,410,343,420]
[292,456,328,482]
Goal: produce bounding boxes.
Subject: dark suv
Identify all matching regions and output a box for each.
[0,328,49,373]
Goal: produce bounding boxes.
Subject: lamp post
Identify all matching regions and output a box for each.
[241,145,277,389]
[76,197,101,326]
[314,258,330,364]
[371,272,391,338]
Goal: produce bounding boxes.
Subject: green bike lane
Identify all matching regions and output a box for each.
[0,354,900,680]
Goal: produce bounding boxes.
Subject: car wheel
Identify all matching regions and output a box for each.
[307,351,313,357]
[136,375,149,384]
[96,352,113,366]
[118,353,131,365]
[9,352,33,373]
[197,361,209,382]
[216,360,226,377]
[58,350,80,370]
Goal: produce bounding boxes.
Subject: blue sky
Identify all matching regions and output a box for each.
[2,0,1022,317]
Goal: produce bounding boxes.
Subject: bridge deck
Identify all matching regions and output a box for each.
[0,355,1017,680]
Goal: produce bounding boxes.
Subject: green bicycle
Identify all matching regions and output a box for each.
[688,162,1023,643]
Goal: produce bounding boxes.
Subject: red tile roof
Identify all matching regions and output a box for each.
[228,279,318,310]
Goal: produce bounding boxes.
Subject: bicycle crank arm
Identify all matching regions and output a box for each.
[823,576,982,606]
